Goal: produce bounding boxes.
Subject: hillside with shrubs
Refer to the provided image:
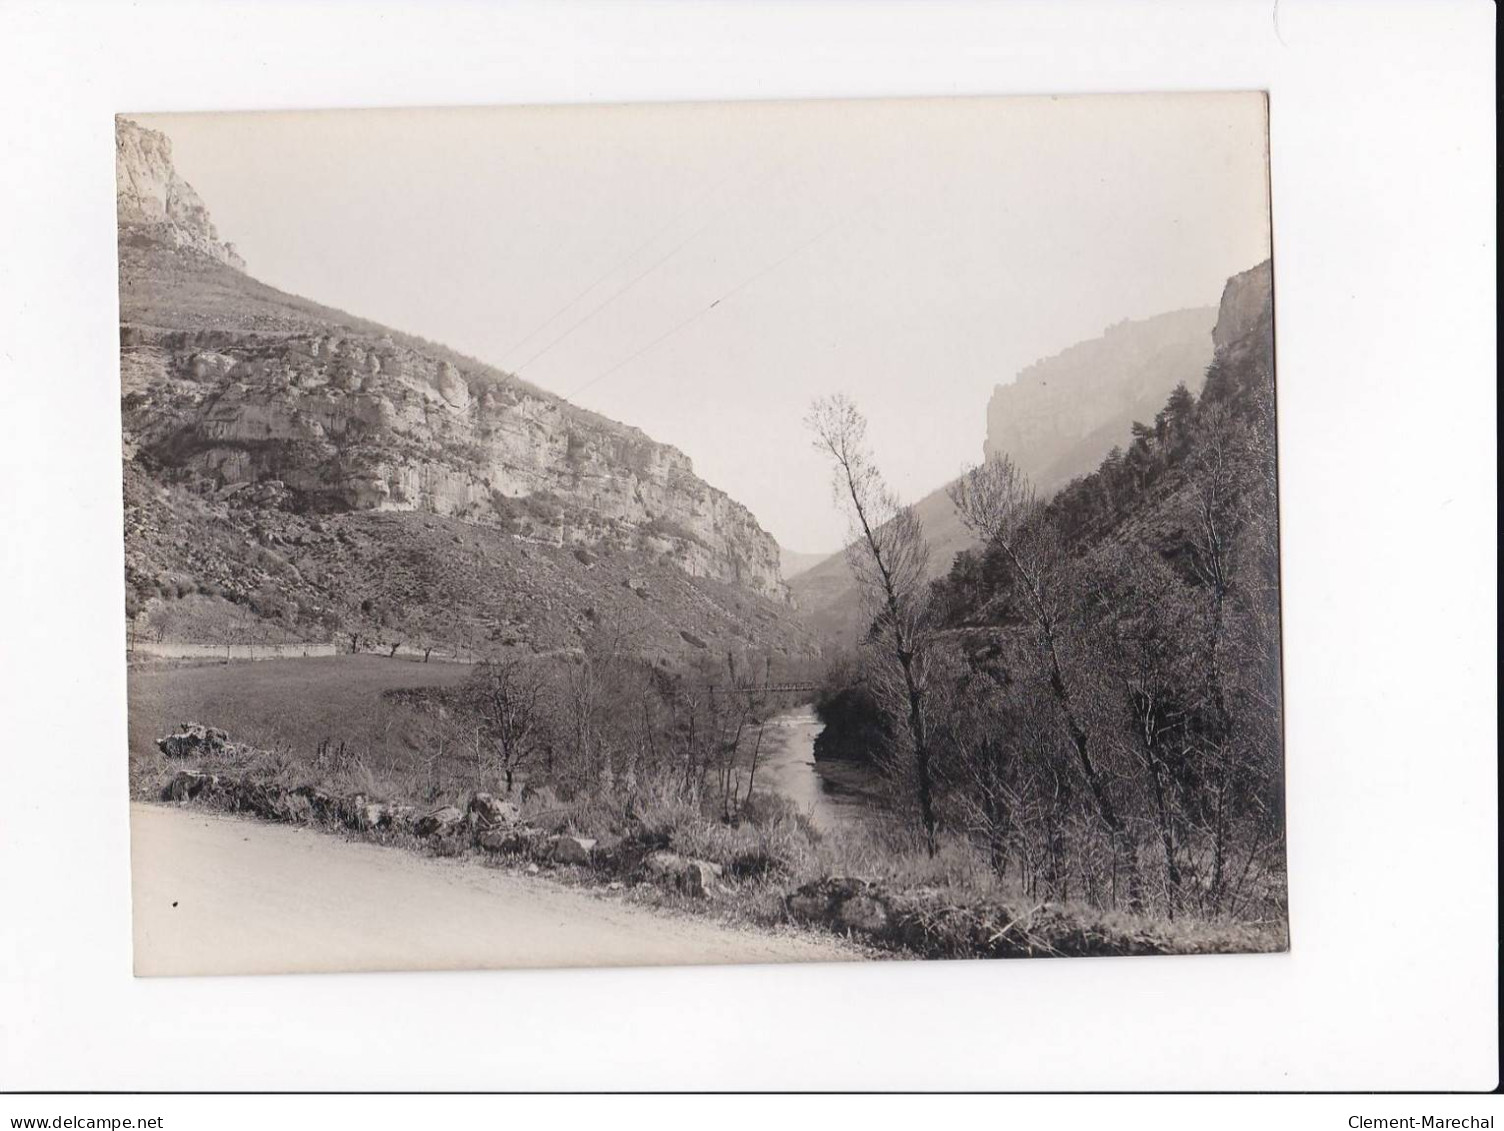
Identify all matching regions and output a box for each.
[811,260,1284,927]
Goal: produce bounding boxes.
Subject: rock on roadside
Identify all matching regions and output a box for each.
[642,850,724,898]
[415,806,464,838]
[548,835,597,865]
[157,723,230,758]
[467,792,521,830]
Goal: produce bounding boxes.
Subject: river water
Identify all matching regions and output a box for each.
[751,705,882,833]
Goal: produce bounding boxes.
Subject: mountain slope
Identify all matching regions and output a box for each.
[792,304,1222,645]
[942,259,1276,616]
[789,481,972,643]
[118,117,813,657]
[984,306,1217,491]
[778,546,835,581]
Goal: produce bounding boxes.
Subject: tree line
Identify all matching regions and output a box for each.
[409,626,820,825]
[807,302,1283,920]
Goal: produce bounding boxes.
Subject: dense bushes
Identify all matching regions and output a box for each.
[812,284,1284,923]
[399,637,820,828]
[812,666,892,766]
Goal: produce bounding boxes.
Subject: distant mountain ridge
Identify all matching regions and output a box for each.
[779,546,833,581]
[791,295,1236,644]
[788,482,973,643]
[984,305,1218,490]
[117,117,812,657]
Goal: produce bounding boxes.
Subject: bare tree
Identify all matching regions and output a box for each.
[807,394,938,853]
[468,658,549,794]
[563,612,649,794]
[950,453,1137,890]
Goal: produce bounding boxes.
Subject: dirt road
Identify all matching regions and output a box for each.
[130,803,855,976]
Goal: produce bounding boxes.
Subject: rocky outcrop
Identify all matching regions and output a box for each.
[157,723,230,758]
[1213,260,1274,353]
[467,792,521,829]
[984,306,1217,491]
[548,835,598,865]
[642,851,724,898]
[796,286,1258,644]
[117,118,245,270]
[414,806,465,838]
[115,118,787,601]
[120,323,787,597]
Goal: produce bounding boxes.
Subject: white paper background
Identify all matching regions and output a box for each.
[0,0,1495,1093]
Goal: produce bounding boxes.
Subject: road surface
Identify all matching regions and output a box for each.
[130,803,855,976]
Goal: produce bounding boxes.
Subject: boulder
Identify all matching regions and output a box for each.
[349,798,391,830]
[237,782,310,823]
[785,877,894,935]
[477,826,545,855]
[414,805,464,838]
[157,723,230,759]
[467,792,521,830]
[292,784,337,819]
[642,850,689,882]
[835,891,890,933]
[548,834,597,865]
[248,480,286,505]
[642,851,723,898]
[587,832,627,868]
[162,770,217,802]
[682,860,724,899]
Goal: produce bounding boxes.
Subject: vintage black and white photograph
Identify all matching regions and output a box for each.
[119,92,1284,976]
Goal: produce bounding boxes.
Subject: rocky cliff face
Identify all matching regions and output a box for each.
[117,118,245,270]
[796,288,1256,644]
[984,306,1217,491]
[1213,259,1274,353]
[117,118,786,602]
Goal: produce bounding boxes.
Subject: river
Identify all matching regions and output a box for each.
[751,705,882,833]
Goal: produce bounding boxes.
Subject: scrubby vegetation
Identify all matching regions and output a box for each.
[132,630,1283,957]
[119,126,1285,959]
[123,463,815,659]
[126,269,1285,956]
[807,270,1284,929]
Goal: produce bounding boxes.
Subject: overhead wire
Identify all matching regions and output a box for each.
[510,161,794,376]
[495,161,749,365]
[563,205,863,402]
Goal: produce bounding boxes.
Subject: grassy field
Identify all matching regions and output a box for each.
[128,655,473,779]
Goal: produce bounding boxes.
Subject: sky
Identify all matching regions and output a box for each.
[137,93,1271,554]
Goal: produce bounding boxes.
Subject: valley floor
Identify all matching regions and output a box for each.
[130,802,858,977]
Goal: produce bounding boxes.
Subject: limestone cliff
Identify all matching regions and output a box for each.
[116,118,245,270]
[117,118,786,603]
[1213,260,1274,353]
[795,289,1251,644]
[983,306,1217,492]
